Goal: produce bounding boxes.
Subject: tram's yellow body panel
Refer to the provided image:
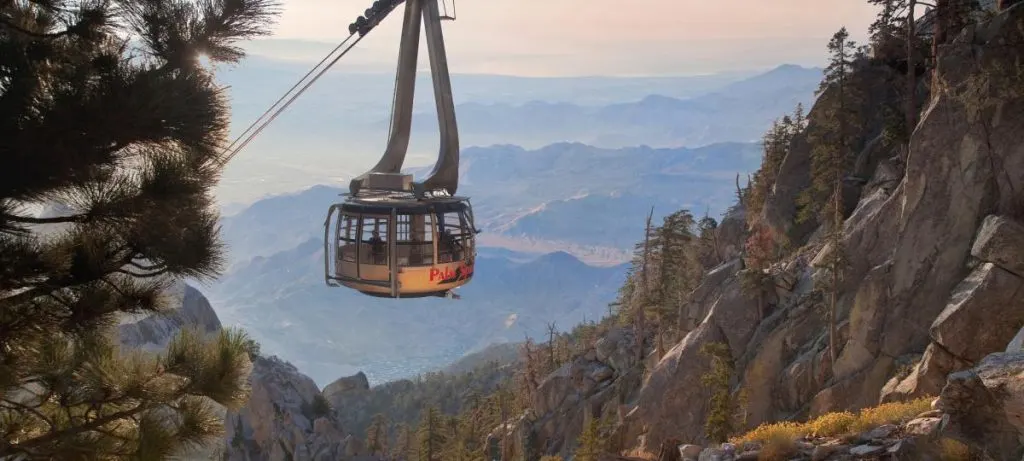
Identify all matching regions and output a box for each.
[337,255,474,296]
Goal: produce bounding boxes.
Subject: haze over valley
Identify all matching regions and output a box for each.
[208,56,821,386]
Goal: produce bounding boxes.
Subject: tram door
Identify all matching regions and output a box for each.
[355,214,391,284]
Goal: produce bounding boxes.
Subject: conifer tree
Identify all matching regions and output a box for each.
[798,27,862,369]
[867,0,907,45]
[905,0,919,140]
[395,423,415,461]
[546,322,558,371]
[367,413,389,456]
[653,209,702,350]
[574,411,603,461]
[697,210,721,268]
[700,342,736,443]
[417,406,446,461]
[0,0,277,458]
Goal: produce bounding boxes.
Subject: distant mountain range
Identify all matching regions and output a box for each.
[213,63,821,206]
[219,141,762,269]
[209,138,760,386]
[203,60,821,387]
[399,64,823,149]
[205,238,627,386]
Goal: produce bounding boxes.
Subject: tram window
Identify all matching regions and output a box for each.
[396,214,434,266]
[339,214,358,262]
[437,211,468,263]
[359,216,388,265]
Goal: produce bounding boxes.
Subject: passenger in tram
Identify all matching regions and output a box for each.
[367,229,386,264]
[409,233,424,265]
[438,228,462,262]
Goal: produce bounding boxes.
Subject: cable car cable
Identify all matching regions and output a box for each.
[220,32,367,165]
[221,34,356,157]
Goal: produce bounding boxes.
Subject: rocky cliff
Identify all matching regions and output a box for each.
[494,4,1024,459]
[223,355,361,461]
[116,284,362,461]
[118,281,223,351]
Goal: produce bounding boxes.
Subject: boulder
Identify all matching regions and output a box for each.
[882,344,972,403]
[595,327,639,374]
[937,352,1024,460]
[833,263,892,381]
[322,371,370,399]
[678,444,703,460]
[971,215,1024,276]
[809,355,895,417]
[930,262,1024,363]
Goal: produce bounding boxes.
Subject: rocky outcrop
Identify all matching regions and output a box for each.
[761,61,903,245]
[883,214,1024,402]
[224,355,353,461]
[497,326,640,460]
[118,281,222,351]
[805,3,1024,418]
[631,268,762,448]
[595,4,1024,453]
[324,371,370,398]
[115,283,359,461]
[937,352,1024,460]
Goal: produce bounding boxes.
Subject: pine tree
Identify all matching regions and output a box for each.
[653,209,702,349]
[574,411,604,461]
[799,27,862,370]
[418,406,446,461]
[546,322,558,372]
[747,103,805,225]
[867,0,907,46]
[697,209,721,268]
[395,423,415,461]
[904,0,920,146]
[367,413,389,456]
[700,342,736,443]
[0,0,278,458]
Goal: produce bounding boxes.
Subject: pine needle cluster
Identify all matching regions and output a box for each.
[0,0,278,457]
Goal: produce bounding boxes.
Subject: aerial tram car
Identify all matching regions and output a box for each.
[221,0,476,299]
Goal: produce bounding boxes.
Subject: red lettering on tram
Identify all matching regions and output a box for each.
[428,263,474,282]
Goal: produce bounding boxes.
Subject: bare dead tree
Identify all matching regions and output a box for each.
[546,322,557,371]
[906,0,919,150]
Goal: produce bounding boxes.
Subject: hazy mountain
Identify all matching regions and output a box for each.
[398,64,823,149]
[206,236,627,386]
[218,141,761,268]
[213,63,818,206]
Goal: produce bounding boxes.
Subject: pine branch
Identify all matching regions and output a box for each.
[0,397,55,431]
[0,17,74,38]
[2,213,90,225]
[3,403,146,454]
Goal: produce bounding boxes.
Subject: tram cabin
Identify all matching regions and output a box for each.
[325,195,477,298]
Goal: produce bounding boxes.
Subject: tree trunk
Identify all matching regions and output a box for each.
[655,328,664,359]
[656,438,683,461]
[636,207,654,364]
[906,0,918,155]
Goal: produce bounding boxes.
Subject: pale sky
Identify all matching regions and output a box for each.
[243,0,880,76]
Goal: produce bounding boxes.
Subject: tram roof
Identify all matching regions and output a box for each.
[335,191,472,215]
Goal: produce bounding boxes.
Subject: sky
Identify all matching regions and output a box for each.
[238,0,882,77]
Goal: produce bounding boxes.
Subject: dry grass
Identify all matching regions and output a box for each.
[939,438,971,461]
[757,437,799,461]
[730,396,935,445]
[621,447,657,460]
